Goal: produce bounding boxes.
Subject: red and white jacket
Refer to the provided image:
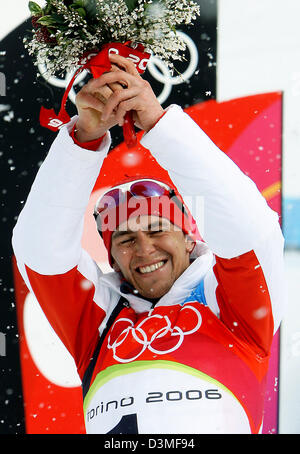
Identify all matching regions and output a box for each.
[12,105,285,434]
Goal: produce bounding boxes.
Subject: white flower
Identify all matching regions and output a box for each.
[145,2,167,20]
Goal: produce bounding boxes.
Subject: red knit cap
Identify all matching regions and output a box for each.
[94,178,196,266]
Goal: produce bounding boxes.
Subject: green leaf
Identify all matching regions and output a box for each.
[124,0,139,13]
[69,1,84,9]
[76,7,87,18]
[28,1,43,15]
[82,0,100,19]
[36,15,58,26]
[44,2,53,15]
[51,13,66,24]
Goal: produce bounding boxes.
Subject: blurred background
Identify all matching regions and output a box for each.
[0,0,299,434]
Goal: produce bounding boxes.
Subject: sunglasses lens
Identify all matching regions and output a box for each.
[95,181,170,220]
[130,181,167,198]
[96,189,122,213]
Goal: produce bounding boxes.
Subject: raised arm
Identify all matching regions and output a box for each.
[11,67,124,377]
[141,107,285,353]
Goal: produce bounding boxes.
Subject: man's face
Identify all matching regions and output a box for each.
[111,215,194,299]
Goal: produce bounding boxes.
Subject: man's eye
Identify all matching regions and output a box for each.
[120,238,134,244]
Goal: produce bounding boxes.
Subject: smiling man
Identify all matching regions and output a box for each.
[111,214,194,299]
[95,179,197,300]
[12,54,285,434]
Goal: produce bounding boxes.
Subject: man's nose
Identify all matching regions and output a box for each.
[134,231,156,256]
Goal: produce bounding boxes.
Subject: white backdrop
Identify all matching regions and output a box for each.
[1,0,299,434]
[217,0,300,433]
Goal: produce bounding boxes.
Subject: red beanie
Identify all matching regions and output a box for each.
[94,179,197,266]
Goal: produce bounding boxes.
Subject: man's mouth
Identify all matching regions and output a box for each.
[136,260,167,274]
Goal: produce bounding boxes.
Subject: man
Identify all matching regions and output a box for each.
[12,54,285,434]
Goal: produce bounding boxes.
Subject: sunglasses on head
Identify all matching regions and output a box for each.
[94,179,176,217]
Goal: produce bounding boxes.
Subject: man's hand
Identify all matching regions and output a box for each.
[74,80,119,142]
[96,54,164,132]
[75,61,126,142]
[74,53,164,142]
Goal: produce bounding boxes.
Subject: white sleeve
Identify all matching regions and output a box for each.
[11,121,115,370]
[141,104,283,259]
[141,105,285,336]
[12,117,111,275]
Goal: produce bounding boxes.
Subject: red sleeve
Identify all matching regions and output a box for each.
[70,124,105,151]
[213,250,274,357]
[25,265,106,380]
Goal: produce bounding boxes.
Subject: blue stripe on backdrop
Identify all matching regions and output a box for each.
[283,198,300,248]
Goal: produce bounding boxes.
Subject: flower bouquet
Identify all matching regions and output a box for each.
[25,0,200,146]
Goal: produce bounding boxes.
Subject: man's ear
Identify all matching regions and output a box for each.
[185,236,196,254]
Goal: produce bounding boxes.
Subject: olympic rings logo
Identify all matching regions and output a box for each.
[37,31,199,106]
[107,304,202,363]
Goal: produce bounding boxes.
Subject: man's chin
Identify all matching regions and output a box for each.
[135,281,173,300]
[131,259,174,298]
